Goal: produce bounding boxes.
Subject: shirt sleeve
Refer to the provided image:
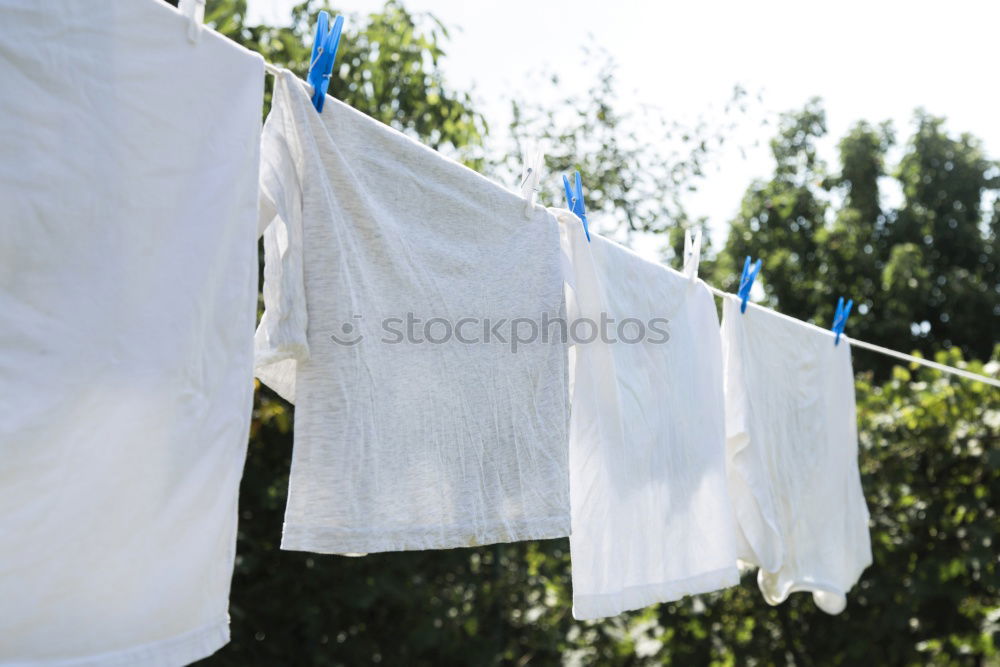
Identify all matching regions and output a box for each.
[254,81,308,404]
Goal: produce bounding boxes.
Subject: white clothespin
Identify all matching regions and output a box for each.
[518,148,544,219]
[683,226,702,282]
[179,0,206,43]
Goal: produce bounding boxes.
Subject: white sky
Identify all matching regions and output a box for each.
[247,0,1000,254]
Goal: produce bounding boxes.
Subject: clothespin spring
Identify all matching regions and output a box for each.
[519,149,544,219]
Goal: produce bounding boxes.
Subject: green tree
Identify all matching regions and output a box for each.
[820,119,895,342]
[502,53,747,245]
[715,98,829,319]
[207,0,486,166]
[715,101,999,372]
[892,111,999,357]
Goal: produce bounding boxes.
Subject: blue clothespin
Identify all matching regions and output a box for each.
[562,171,590,242]
[831,296,853,345]
[306,11,345,113]
[737,256,762,313]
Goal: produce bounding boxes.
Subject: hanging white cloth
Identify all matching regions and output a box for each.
[0,1,263,663]
[721,295,872,614]
[558,217,740,620]
[255,70,572,555]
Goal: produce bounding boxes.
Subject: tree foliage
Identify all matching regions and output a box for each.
[502,55,748,243]
[207,0,486,165]
[193,2,1000,664]
[714,102,1000,371]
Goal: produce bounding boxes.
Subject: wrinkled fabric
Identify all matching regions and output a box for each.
[0,1,262,664]
[721,295,872,614]
[256,70,570,554]
[559,218,740,620]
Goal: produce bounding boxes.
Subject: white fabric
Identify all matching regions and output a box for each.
[0,2,263,664]
[559,218,740,620]
[721,295,872,614]
[255,70,570,554]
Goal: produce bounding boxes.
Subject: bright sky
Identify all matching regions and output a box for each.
[247,0,1000,253]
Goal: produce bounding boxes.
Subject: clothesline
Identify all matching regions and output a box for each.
[258,60,999,391]
[704,284,1000,388]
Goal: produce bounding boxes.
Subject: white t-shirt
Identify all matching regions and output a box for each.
[0,1,262,665]
[558,216,740,620]
[721,295,872,614]
[255,70,571,554]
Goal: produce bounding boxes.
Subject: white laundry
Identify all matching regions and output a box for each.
[255,70,571,554]
[721,295,872,614]
[558,216,740,620]
[0,1,263,664]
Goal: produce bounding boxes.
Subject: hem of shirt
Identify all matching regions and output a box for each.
[571,565,740,620]
[9,616,230,667]
[280,515,571,554]
[757,555,873,615]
